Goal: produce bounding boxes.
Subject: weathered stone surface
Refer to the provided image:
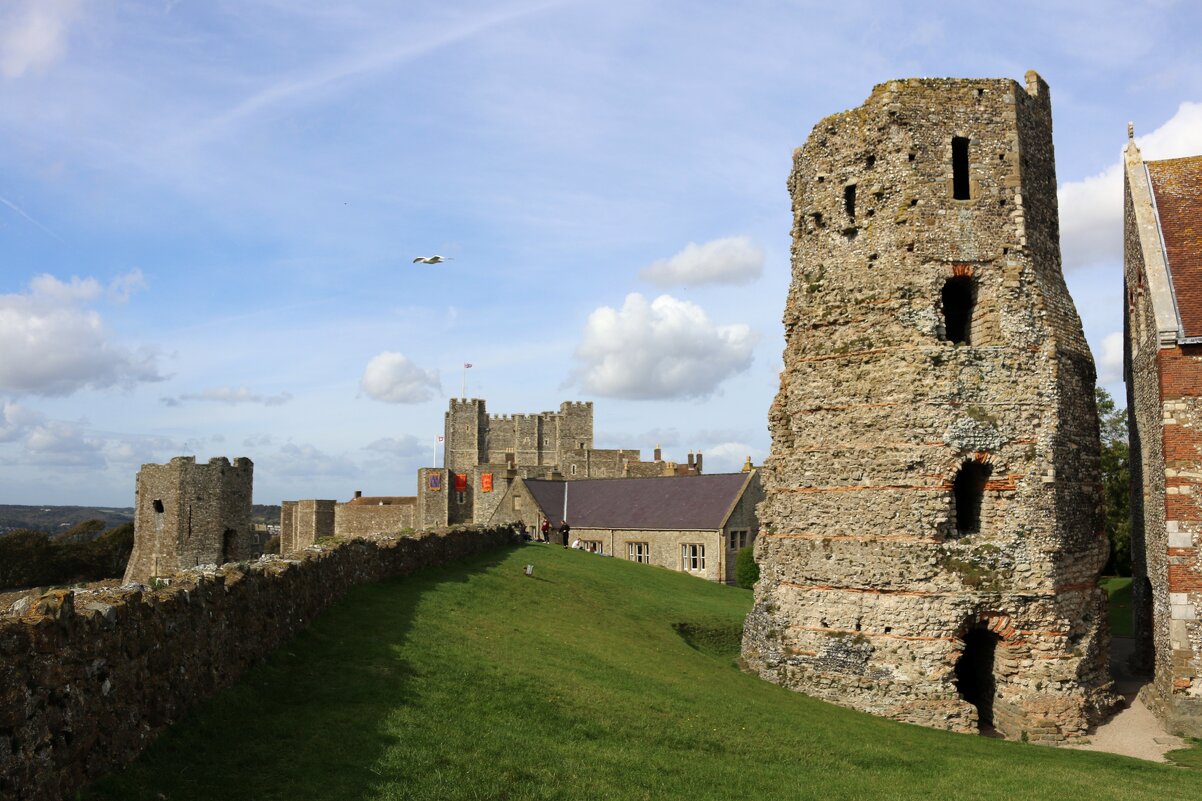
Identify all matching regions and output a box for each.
[742,72,1115,743]
[123,456,254,584]
[0,526,517,801]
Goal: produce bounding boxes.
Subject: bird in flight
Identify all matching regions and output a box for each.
[413,255,452,264]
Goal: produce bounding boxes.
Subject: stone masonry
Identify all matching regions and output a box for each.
[742,72,1115,742]
[123,457,254,584]
[1124,135,1202,736]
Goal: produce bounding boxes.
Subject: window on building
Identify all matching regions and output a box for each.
[681,543,706,572]
[514,494,523,510]
[941,277,975,345]
[581,540,603,554]
[152,499,164,513]
[952,460,991,535]
[456,491,466,505]
[627,542,650,563]
[570,464,577,476]
[952,137,971,199]
[728,530,749,550]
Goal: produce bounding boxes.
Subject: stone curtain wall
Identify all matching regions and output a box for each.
[743,73,1114,742]
[0,526,516,801]
[334,502,416,539]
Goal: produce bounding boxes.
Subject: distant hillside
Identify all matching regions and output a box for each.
[0,504,282,536]
[0,506,133,535]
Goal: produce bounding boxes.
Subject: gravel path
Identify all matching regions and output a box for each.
[1066,637,1186,762]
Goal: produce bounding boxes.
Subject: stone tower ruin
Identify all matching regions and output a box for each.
[123,456,254,584]
[742,72,1115,742]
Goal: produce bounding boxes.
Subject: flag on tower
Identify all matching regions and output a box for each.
[436,436,444,442]
[464,363,473,368]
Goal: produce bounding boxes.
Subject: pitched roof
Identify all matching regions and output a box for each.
[1148,156,1202,339]
[522,473,752,530]
[345,496,415,506]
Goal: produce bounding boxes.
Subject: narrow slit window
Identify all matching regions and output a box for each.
[952,137,971,199]
[153,499,164,513]
[844,184,856,219]
[941,277,975,344]
[953,461,992,535]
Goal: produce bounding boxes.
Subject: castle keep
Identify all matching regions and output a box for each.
[742,73,1115,741]
[1123,136,1202,736]
[279,398,703,551]
[123,456,254,584]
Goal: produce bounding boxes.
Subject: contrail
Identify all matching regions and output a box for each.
[0,194,64,242]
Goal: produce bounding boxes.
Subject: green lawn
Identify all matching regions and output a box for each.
[1102,576,1133,638]
[86,547,1202,801]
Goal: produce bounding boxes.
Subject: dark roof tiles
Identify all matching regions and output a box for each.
[524,473,751,530]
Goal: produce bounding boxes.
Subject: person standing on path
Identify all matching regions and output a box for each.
[541,518,551,542]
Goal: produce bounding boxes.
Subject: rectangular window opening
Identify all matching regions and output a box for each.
[952,137,971,200]
[628,542,650,563]
[844,184,856,219]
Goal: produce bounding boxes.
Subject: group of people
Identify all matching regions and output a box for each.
[517,517,573,547]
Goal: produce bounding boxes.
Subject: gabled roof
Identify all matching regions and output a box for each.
[523,473,752,531]
[1148,156,1202,340]
[345,496,415,507]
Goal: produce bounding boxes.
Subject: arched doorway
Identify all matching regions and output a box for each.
[955,624,1001,730]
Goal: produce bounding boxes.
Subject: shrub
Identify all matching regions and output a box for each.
[735,546,759,589]
[0,522,133,591]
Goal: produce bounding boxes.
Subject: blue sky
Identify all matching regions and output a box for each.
[2,0,1201,506]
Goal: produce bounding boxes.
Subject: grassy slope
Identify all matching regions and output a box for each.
[86,546,1202,801]
[1101,577,1133,638]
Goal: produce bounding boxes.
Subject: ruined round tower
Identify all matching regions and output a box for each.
[741,72,1115,742]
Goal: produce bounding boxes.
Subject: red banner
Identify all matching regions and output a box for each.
[481,473,493,493]
[455,473,467,491]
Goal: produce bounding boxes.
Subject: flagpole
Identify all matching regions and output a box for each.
[461,362,473,399]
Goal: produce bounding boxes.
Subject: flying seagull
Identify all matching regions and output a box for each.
[413,255,452,264]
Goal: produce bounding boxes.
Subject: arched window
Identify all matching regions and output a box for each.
[941,277,975,344]
[953,460,991,534]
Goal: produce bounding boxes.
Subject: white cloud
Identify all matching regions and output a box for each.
[702,441,763,473]
[269,442,358,478]
[0,400,44,442]
[573,293,757,400]
[24,419,105,468]
[1060,101,1202,273]
[0,273,164,396]
[0,0,80,79]
[360,352,440,404]
[1095,331,1125,386]
[364,434,426,457]
[161,386,293,407]
[639,235,765,287]
[107,269,148,304]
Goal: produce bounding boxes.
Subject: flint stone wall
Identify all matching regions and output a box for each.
[0,526,517,801]
[743,72,1114,743]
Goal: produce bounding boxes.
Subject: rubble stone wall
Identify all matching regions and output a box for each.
[334,501,416,538]
[0,526,516,801]
[743,72,1114,743]
[124,457,254,584]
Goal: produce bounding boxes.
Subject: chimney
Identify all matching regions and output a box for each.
[687,451,695,468]
[695,452,702,474]
[354,490,362,499]
[654,444,662,462]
